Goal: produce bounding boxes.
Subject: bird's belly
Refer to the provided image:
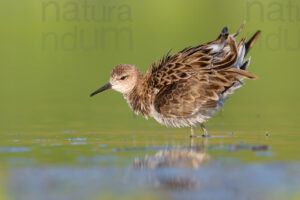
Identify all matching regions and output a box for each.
[150,106,219,128]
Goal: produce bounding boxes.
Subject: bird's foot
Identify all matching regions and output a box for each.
[201,134,210,138]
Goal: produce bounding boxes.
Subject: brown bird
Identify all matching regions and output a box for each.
[90,23,261,137]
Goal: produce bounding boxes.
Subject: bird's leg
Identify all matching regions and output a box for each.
[190,126,195,138]
[200,123,209,137]
[201,137,209,148]
[189,137,195,147]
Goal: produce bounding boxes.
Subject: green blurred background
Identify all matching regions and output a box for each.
[1,1,300,199]
[0,0,299,133]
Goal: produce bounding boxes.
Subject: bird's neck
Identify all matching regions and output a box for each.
[123,73,151,117]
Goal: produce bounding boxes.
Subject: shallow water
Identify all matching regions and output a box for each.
[0,130,300,200]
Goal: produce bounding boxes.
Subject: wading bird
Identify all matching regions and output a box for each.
[90,23,261,137]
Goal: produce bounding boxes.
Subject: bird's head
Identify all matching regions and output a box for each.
[90,64,141,97]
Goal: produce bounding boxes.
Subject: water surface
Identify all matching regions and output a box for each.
[0,130,300,200]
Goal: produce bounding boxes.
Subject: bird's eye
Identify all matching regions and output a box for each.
[120,76,127,80]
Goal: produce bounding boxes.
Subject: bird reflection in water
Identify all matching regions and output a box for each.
[132,138,210,190]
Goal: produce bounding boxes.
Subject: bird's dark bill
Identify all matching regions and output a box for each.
[90,83,112,97]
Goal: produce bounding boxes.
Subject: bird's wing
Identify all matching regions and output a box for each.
[146,24,260,117]
[153,69,255,117]
[146,26,255,91]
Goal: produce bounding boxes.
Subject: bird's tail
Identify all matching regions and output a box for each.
[245,30,262,56]
[217,23,261,109]
[230,22,261,74]
[233,22,262,56]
